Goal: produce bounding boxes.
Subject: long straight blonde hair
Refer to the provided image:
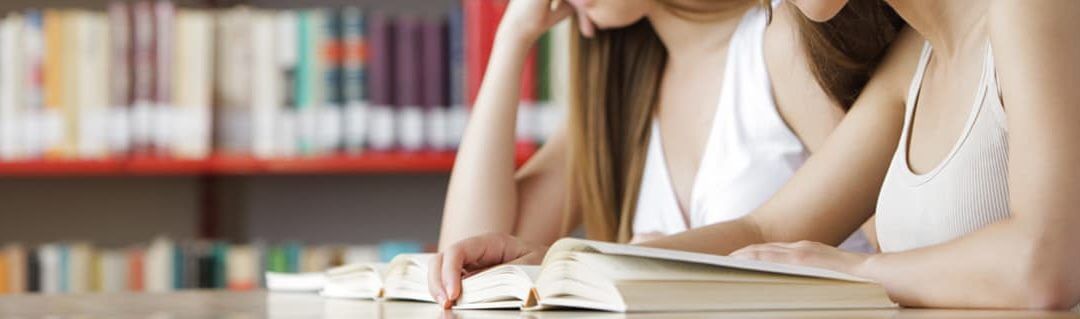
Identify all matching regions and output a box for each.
[564,0,903,243]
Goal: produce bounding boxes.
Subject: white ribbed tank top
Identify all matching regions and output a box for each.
[876,43,1011,252]
[631,3,874,253]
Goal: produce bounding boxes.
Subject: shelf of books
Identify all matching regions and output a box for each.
[0,237,429,294]
[0,0,568,177]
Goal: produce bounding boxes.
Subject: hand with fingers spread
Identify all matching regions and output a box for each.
[428,233,549,309]
[730,241,873,277]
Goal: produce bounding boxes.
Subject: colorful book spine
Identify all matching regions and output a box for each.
[294,10,320,156]
[107,2,132,157]
[319,9,344,154]
[128,248,144,292]
[274,11,299,158]
[366,12,395,151]
[340,7,367,154]
[395,15,423,151]
[422,18,449,151]
[464,0,508,106]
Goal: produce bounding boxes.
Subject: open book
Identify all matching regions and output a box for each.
[315,238,895,312]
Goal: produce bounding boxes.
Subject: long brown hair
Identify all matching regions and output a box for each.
[565,0,904,243]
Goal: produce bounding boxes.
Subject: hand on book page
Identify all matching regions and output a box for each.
[730,241,871,278]
[429,233,548,309]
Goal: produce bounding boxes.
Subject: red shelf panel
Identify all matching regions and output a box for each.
[0,147,536,177]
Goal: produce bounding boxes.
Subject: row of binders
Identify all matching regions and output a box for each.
[0,237,427,295]
[0,0,570,162]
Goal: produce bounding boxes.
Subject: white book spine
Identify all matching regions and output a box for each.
[251,12,279,159]
[425,106,449,151]
[0,15,24,161]
[368,105,395,151]
[172,11,213,159]
[76,14,110,159]
[274,12,298,158]
[22,13,44,159]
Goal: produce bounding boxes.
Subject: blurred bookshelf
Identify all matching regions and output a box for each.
[0,0,569,296]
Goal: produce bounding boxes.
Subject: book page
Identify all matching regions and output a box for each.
[546,238,871,282]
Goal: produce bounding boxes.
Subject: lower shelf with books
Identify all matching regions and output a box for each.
[0,147,536,177]
[0,238,431,295]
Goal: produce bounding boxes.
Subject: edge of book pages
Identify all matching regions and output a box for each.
[544,238,873,283]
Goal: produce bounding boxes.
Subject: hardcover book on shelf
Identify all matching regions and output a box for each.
[172,9,214,159]
[151,0,175,157]
[0,13,24,161]
[312,239,894,312]
[130,2,155,156]
[421,17,450,151]
[250,10,280,159]
[366,12,395,151]
[318,9,343,155]
[394,15,424,152]
[274,11,300,158]
[447,4,468,148]
[107,2,132,157]
[340,6,368,154]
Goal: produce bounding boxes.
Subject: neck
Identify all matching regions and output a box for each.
[646,1,754,66]
[887,0,989,59]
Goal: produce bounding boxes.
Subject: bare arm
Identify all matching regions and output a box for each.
[853,1,1080,309]
[642,28,923,254]
[438,1,578,250]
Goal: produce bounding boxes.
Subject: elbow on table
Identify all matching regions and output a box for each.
[1020,245,1080,310]
[1023,275,1079,311]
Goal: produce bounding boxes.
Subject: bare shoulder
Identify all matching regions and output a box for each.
[764,3,845,153]
[987,0,1080,100]
[861,26,924,106]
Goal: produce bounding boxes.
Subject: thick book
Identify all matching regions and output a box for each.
[312,238,895,312]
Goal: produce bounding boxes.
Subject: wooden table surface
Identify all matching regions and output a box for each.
[0,291,1075,318]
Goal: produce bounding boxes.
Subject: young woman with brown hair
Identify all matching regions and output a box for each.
[437,0,1080,310]
[431,0,902,308]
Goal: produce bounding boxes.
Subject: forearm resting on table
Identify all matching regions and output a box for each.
[860,218,1080,310]
[640,217,768,255]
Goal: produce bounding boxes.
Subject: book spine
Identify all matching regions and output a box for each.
[22,10,44,160]
[152,0,174,157]
[274,12,299,158]
[250,11,279,159]
[0,250,9,294]
[319,9,344,155]
[128,248,144,292]
[42,10,66,159]
[294,11,317,155]
[59,12,79,159]
[173,10,213,159]
[447,5,467,149]
[130,2,154,157]
[107,2,132,157]
[421,18,449,151]
[395,16,423,152]
[340,7,367,154]
[366,12,395,151]
[0,14,23,161]
[74,12,110,160]
[26,249,39,293]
